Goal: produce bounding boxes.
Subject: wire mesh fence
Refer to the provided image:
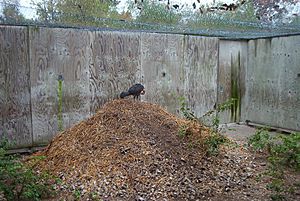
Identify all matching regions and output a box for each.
[0,0,300,39]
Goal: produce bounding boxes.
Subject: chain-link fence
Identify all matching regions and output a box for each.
[0,0,300,39]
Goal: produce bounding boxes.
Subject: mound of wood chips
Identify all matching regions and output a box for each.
[33,99,270,200]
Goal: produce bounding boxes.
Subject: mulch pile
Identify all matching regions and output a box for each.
[32,99,270,200]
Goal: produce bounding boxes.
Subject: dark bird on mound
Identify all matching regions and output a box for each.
[120,84,145,100]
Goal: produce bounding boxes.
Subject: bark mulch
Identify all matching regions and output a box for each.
[30,99,274,200]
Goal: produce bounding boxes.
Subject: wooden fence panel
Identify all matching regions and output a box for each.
[183,36,219,118]
[0,26,32,148]
[90,31,141,113]
[245,36,300,131]
[141,33,185,115]
[30,27,92,145]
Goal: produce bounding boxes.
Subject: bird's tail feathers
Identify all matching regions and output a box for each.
[120,91,130,98]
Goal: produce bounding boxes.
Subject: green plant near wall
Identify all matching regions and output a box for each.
[248,130,300,200]
[178,96,234,156]
[248,128,273,151]
[178,96,198,121]
[200,98,237,132]
[248,130,300,171]
[202,99,237,156]
[0,141,55,201]
[57,75,64,132]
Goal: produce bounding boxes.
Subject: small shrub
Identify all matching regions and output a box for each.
[267,178,285,201]
[248,130,300,171]
[205,132,228,156]
[178,96,197,121]
[0,141,55,201]
[248,130,300,200]
[272,133,300,171]
[201,98,237,132]
[178,97,234,155]
[248,128,273,152]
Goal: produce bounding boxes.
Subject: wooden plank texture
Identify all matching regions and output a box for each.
[0,26,32,148]
[2,24,299,149]
[141,33,185,115]
[218,40,248,123]
[245,36,300,131]
[90,31,141,113]
[30,27,92,145]
[183,36,219,118]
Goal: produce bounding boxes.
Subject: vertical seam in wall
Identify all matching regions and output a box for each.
[182,35,184,98]
[140,32,142,83]
[182,35,186,98]
[1,27,6,140]
[245,40,250,123]
[244,41,248,122]
[215,39,220,123]
[89,30,95,116]
[27,25,34,147]
[238,51,241,122]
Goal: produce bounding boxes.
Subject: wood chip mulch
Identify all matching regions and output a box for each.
[29,99,275,201]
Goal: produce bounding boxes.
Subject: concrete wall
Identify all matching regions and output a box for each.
[30,28,92,145]
[141,33,218,118]
[1,25,299,149]
[0,26,32,147]
[29,28,143,146]
[0,26,219,148]
[244,36,300,131]
[218,40,248,123]
[218,36,300,131]
[141,33,185,115]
